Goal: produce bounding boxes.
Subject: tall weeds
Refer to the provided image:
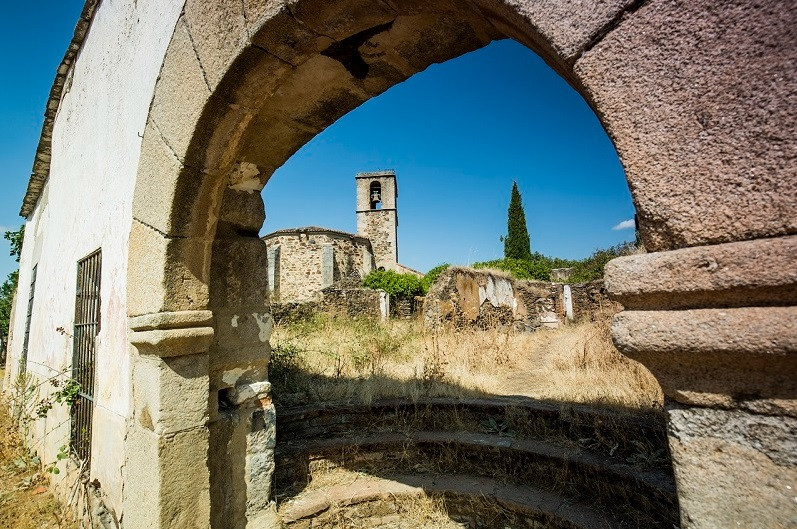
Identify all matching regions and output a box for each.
[269,313,662,410]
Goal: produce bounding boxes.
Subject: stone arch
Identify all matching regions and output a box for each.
[125,1,797,528]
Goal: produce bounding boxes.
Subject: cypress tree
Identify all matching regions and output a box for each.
[504,181,531,259]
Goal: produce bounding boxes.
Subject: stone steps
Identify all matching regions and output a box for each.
[279,472,627,529]
[274,397,678,528]
[277,396,668,461]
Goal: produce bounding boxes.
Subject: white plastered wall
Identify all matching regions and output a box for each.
[4,0,186,515]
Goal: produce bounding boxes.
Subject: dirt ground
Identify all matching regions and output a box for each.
[0,369,75,529]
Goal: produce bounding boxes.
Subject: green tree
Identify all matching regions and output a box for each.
[1,226,24,341]
[4,225,24,262]
[503,181,531,260]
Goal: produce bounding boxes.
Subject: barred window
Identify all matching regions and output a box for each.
[71,250,101,465]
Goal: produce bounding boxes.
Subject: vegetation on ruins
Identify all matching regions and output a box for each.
[1,226,24,341]
[362,269,423,300]
[475,240,640,283]
[420,264,450,294]
[502,181,531,260]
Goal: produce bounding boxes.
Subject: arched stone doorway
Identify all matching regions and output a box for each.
[125,1,796,528]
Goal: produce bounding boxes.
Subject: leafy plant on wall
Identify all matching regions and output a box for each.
[362,269,423,300]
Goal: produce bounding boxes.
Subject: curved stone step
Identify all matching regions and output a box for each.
[275,430,677,527]
[276,396,668,463]
[279,473,627,529]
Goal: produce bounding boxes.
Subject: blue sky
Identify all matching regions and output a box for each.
[262,39,636,272]
[1,3,636,280]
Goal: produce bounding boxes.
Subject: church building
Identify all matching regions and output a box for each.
[262,170,420,302]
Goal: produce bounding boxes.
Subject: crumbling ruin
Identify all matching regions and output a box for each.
[423,267,619,331]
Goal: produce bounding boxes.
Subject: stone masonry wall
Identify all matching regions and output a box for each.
[357,210,397,270]
[263,229,375,302]
[321,286,388,320]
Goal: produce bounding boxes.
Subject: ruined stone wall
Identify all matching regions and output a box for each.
[263,230,375,302]
[568,280,621,321]
[423,267,615,330]
[321,286,388,320]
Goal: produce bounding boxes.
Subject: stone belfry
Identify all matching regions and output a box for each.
[356,170,398,270]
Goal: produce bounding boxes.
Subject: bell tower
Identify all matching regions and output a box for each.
[356,170,398,270]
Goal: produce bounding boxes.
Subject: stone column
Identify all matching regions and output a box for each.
[126,310,215,529]
[207,188,277,529]
[606,236,797,528]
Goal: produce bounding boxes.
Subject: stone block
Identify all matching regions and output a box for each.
[129,310,214,332]
[239,115,317,173]
[365,14,491,76]
[469,0,633,63]
[131,353,210,435]
[605,235,797,310]
[210,236,269,308]
[184,0,250,91]
[132,120,187,237]
[667,405,797,529]
[209,411,248,529]
[613,307,797,416]
[124,425,211,529]
[267,245,280,296]
[246,405,277,516]
[612,307,797,357]
[249,2,335,66]
[262,54,370,129]
[127,221,212,316]
[218,188,266,232]
[575,0,797,251]
[133,118,236,238]
[292,0,396,41]
[214,311,273,350]
[321,244,334,288]
[148,18,212,167]
[214,45,295,111]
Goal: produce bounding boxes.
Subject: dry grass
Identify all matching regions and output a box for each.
[269,312,663,411]
[283,467,467,529]
[0,369,76,529]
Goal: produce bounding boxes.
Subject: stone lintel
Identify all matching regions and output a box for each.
[606,236,797,310]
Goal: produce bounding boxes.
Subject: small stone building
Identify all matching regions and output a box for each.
[263,170,420,302]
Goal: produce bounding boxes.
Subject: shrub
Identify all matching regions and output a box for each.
[421,264,450,294]
[362,269,423,300]
[473,242,639,283]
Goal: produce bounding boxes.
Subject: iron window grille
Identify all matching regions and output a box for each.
[20,264,38,374]
[71,249,101,466]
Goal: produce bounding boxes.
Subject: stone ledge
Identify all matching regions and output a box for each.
[129,310,214,331]
[605,236,797,310]
[612,307,797,357]
[130,327,215,357]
